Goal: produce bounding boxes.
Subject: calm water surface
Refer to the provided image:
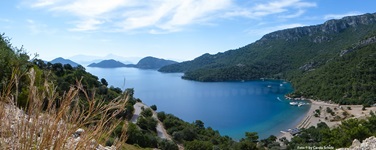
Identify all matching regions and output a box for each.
[86,67,309,139]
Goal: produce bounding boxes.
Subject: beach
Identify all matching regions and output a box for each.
[278,99,376,141]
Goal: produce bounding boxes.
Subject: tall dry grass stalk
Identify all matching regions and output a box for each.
[0,68,129,149]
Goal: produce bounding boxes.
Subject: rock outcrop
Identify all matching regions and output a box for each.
[260,13,376,42]
[337,136,376,150]
[340,36,376,56]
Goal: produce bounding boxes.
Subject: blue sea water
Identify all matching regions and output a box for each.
[86,67,309,140]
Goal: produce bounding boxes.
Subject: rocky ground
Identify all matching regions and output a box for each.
[337,136,376,150]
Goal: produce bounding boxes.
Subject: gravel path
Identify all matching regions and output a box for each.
[130,102,144,123]
[131,102,171,140]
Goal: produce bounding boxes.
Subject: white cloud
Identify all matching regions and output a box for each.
[27,19,57,35]
[324,11,362,20]
[279,9,306,19]
[120,0,231,32]
[120,1,179,30]
[161,0,231,30]
[51,0,129,18]
[31,0,62,7]
[28,0,134,31]
[69,19,104,31]
[24,0,316,33]
[226,0,315,18]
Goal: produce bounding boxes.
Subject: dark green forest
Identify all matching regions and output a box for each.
[159,13,376,105]
[290,41,376,105]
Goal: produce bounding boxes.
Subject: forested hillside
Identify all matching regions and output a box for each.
[0,33,137,149]
[159,13,376,104]
[88,59,127,68]
[50,57,80,67]
[135,56,177,69]
[290,36,376,105]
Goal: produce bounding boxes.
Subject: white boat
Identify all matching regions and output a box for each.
[298,102,306,107]
[289,102,298,106]
[277,97,282,101]
[267,85,272,88]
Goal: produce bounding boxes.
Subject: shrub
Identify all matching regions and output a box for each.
[126,123,158,148]
[315,109,321,115]
[157,111,166,122]
[141,108,153,117]
[150,104,157,111]
[158,139,179,150]
[137,117,157,132]
[185,140,213,150]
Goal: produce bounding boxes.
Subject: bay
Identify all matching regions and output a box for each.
[86,67,309,140]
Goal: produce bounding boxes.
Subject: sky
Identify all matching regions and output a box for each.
[1,0,376,62]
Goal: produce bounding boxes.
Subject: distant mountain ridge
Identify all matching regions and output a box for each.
[69,54,138,65]
[159,12,376,104]
[50,57,80,67]
[159,12,376,78]
[86,57,177,69]
[88,59,126,68]
[260,13,376,42]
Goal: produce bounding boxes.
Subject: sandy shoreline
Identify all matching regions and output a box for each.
[278,99,376,140]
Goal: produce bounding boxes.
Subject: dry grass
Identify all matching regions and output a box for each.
[0,68,130,149]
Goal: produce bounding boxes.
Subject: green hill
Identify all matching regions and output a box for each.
[88,59,126,68]
[159,12,376,104]
[50,57,80,67]
[135,56,177,69]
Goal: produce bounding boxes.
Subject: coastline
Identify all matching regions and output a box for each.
[278,98,376,141]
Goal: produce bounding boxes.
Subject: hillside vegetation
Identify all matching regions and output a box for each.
[0,34,137,149]
[88,59,127,68]
[135,56,177,69]
[159,13,376,104]
[50,57,80,67]
[0,32,302,150]
[125,56,178,69]
[2,22,376,148]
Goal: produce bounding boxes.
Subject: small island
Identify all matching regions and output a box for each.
[87,56,178,69]
[50,57,80,67]
[131,56,178,70]
[88,59,127,68]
